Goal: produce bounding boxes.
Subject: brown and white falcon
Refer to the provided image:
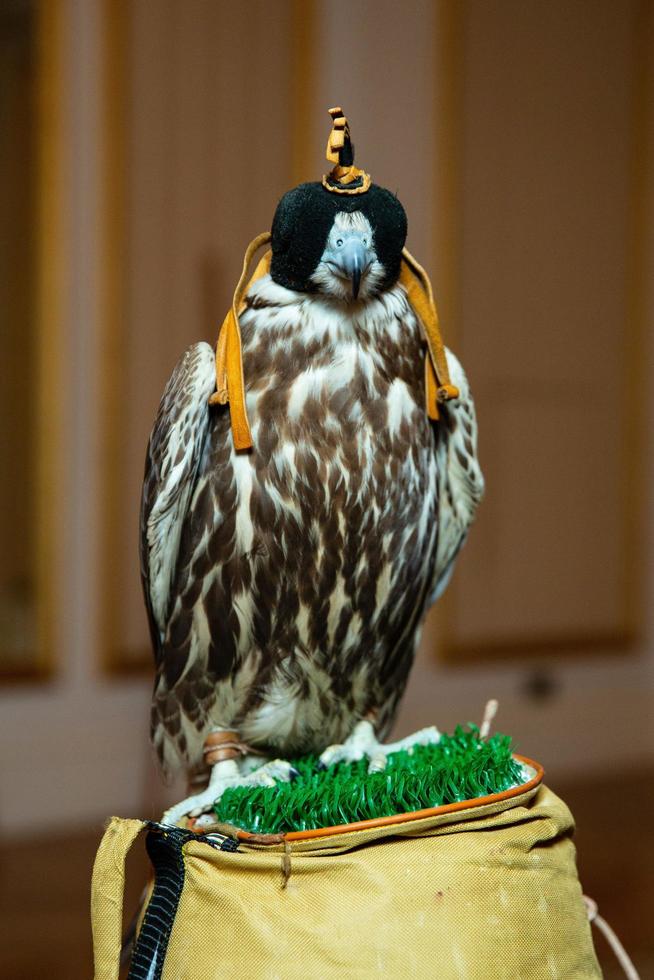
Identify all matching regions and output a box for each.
[141,114,483,823]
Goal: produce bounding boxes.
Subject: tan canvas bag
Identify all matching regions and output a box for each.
[92,777,602,979]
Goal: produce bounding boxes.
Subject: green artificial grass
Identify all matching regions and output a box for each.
[212,724,525,835]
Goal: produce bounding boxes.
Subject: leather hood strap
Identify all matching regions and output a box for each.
[211,235,458,450]
[399,247,459,420]
[209,232,272,450]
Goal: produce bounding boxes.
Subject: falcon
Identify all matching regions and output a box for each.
[141,109,484,823]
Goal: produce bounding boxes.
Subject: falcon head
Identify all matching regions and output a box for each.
[310,211,382,301]
[270,186,407,303]
[270,109,407,303]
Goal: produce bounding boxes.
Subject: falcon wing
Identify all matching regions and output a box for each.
[430,347,484,604]
[140,342,216,661]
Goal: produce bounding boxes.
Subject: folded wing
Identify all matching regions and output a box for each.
[431,348,485,604]
[140,342,217,661]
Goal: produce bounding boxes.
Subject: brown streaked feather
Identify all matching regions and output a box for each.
[144,276,482,777]
[139,342,216,665]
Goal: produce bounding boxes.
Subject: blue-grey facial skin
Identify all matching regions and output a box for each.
[310,212,386,302]
[324,229,376,299]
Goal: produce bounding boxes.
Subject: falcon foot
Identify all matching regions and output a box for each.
[161,757,299,827]
[318,720,441,774]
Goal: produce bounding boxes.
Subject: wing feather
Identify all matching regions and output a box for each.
[140,342,216,660]
[430,347,484,603]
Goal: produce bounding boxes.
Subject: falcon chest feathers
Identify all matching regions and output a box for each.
[141,113,483,806]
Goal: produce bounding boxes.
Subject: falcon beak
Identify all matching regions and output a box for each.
[334,237,372,300]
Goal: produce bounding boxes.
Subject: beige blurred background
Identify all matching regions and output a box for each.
[0,0,653,977]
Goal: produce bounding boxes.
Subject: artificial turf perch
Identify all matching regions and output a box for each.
[211,725,525,835]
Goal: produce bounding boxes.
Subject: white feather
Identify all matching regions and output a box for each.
[430,348,485,603]
[146,342,216,636]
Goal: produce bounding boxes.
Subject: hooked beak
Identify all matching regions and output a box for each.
[333,238,371,300]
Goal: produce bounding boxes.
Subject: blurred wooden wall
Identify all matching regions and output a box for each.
[442,0,649,660]
[0,2,39,673]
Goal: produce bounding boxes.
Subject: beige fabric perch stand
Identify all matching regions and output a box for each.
[92,762,611,979]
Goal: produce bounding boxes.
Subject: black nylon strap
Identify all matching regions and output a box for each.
[126,829,184,980]
[127,823,238,980]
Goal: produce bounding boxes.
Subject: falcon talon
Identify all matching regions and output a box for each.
[367,756,388,775]
[193,814,217,829]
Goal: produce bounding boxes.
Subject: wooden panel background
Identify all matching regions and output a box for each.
[0,0,64,681]
[440,0,649,660]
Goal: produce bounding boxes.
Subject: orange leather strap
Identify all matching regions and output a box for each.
[209,232,272,450]
[400,248,459,420]
[213,235,455,449]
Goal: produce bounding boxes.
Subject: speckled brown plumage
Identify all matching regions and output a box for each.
[141,272,483,779]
